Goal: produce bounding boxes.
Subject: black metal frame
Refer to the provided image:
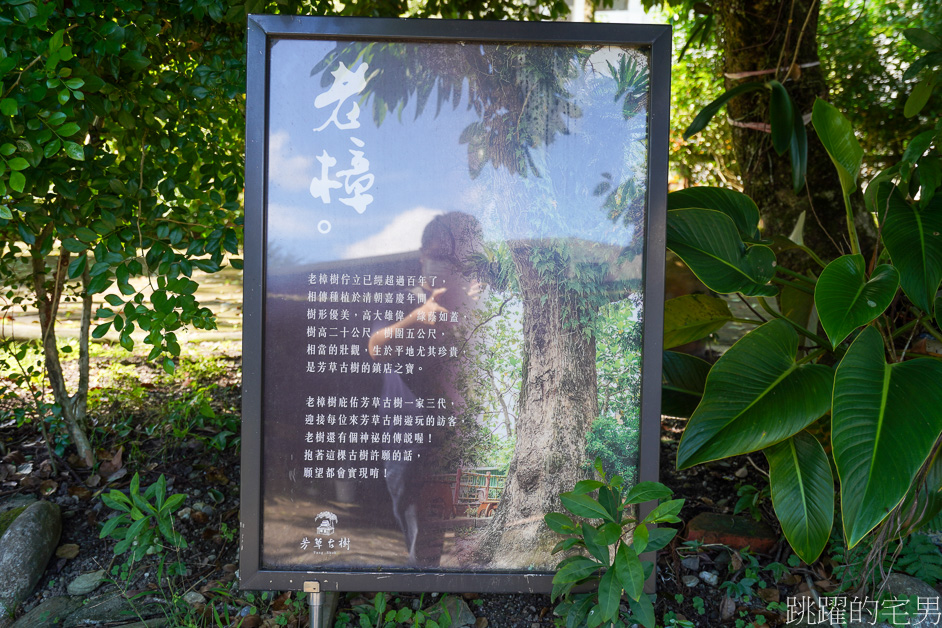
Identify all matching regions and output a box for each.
[242,14,671,594]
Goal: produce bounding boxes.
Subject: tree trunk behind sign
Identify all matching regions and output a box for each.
[473,244,597,569]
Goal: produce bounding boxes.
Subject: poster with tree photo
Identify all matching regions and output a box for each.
[242,15,670,593]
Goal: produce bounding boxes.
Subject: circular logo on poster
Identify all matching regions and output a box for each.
[315,511,338,536]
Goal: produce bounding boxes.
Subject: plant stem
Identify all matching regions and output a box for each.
[771,276,814,295]
[775,266,817,285]
[731,317,763,326]
[844,192,861,256]
[757,297,830,346]
[796,348,827,364]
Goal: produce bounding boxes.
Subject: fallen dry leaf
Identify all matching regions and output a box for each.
[56,543,80,559]
[205,466,229,485]
[720,595,737,621]
[68,485,92,501]
[39,479,58,496]
[86,474,101,488]
[99,446,124,476]
[757,587,780,603]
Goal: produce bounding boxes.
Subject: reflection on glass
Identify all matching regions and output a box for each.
[261,38,649,572]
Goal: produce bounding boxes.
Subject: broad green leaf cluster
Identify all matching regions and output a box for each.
[545,460,683,628]
[665,30,942,569]
[100,473,187,560]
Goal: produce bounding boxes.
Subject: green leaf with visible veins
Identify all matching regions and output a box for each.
[677,319,833,469]
[832,327,942,548]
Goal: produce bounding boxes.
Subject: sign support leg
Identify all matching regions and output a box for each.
[304,581,322,628]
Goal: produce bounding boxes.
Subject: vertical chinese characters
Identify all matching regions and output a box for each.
[310,62,375,215]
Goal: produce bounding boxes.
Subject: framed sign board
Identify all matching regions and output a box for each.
[242,15,670,593]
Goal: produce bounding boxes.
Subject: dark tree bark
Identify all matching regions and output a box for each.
[473,244,598,569]
[715,0,865,261]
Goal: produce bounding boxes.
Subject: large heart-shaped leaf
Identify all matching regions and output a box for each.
[668,187,761,241]
[832,326,942,548]
[815,254,899,348]
[812,98,863,198]
[765,431,834,564]
[662,351,711,419]
[879,185,942,315]
[677,319,834,469]
[666,208,777,296]
[664,294,733,349]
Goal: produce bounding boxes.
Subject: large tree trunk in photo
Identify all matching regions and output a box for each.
[715,0,863,262]
[473,245,597,569]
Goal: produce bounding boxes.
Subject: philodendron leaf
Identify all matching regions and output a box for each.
[683,81,766,140]
[662,351,711,419]
[666,208,777,296]
[879,185,942,315]
[832,326,942,548]
[663,294,733,349]
[676,319,833,469]
[768,80,793,156]
[815,254,899,348]
[765,431,834,564]
[667,187,761,241]
[789,92,809,193]
[812,98,863,199]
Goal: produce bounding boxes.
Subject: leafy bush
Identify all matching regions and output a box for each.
[667,27,942,573]
[545,459,683,628]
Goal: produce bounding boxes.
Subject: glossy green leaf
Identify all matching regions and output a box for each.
[666,208,777,296]
[765,431,833,564]
[663,294,733,349]
[644,527,677,553]
[0,205,11,220]
[896,447,942,537]
[64,141,84,161]
[582,523,610,563]
[627,594,655,628]
[642,499,684,524]
[905,81,934,118]
[554,556,602,584]
[789,93,808,193]
[8,157,28,171]
[768,81,793,155]
[904,28,942,51]
[815,254,899,348]
[552,538,582,554]
[832,327,942,548]
[661,351,710,419]
[812,99,863,198]
[571,479,605,495]
[123,50,151,71]
[10,171,25,193]
[677,319,833,469]
[614,543,643,601]
[0,98,17,116]
[667,187,761,240]
[622,482,673,505]
[595,522,625,546]
[545,512,578,534]
[683,82,766,139]
[560,492,613,522]
[879,186,942,315]
[633,524,649,554]
[597,567,620,623]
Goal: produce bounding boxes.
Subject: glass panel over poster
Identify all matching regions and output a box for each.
[243,16,670,593]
